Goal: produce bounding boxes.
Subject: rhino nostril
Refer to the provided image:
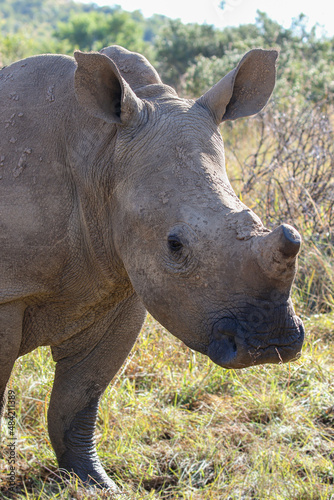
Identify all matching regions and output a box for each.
[213,318,238,340]
[226,335,237,352]
[208,322,238,367]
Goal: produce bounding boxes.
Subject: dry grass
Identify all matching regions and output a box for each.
[0,313,333,499]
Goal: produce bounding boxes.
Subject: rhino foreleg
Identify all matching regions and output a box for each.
[57,396,114,489]
[0,302,25,423]
[47,294,146,490]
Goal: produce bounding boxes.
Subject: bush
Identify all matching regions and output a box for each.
[225,99,334,313]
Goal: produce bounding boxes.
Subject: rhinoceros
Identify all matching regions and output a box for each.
[0,45,304,490]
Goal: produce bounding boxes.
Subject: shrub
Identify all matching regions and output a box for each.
[225,99,334,313]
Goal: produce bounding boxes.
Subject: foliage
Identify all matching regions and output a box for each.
[0,0,77,30]
[178,12,334,103]
[0,0,160,64]
[153,20,228,90]
[1,2,334,104]
[229,101,334,232]
[55,9,148,54]
[0,314,333,498]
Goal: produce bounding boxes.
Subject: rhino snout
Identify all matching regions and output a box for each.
[207,313,304,369]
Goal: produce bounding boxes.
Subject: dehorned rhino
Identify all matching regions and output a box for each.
[0,45,304,490]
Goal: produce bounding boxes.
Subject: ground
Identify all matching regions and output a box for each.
[0,312,333,499]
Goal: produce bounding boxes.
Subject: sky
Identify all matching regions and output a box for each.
[82,0,334,37]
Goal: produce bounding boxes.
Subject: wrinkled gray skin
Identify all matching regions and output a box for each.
[0,46,304,490]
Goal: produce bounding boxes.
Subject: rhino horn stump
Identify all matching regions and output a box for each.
[252,224,302,280]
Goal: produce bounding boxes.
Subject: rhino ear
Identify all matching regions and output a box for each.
[74,50,145,125]
[197,49,278,124]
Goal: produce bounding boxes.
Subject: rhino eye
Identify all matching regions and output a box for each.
[167,235,183,253]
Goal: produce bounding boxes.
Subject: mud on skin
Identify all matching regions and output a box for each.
[0,45,304,490]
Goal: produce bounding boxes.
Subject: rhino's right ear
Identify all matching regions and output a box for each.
[74,50,145,125]
[197,49,278,124]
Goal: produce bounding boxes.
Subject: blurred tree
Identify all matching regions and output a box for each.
[55,9,148,54]
[172,11,334,104]
[0,30,34,65]
[143,14,168,43]
[1,2,333,105]
[154,19,227,89]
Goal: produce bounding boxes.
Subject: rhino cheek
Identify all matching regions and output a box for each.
[122,259,210,351]
[140,286,207,349]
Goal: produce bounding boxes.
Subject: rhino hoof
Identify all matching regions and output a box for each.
[58,449,119,491]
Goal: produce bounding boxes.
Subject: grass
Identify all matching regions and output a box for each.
[0,312,333,499]
[1,95,333,500]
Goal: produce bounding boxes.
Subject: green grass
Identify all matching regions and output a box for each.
[1,313,334,499]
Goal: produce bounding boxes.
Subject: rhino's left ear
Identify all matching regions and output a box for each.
[74,50,145,125]
[197,49,278,124]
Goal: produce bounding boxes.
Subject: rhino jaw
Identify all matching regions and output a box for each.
[207,316,305,369]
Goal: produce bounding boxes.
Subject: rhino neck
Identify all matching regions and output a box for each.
[42,55,127,288]
[66,112,130,285]
[1,53,131,301]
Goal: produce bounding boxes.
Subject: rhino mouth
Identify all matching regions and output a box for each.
[207,316,305,369]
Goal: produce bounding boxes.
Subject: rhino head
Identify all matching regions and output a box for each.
[74,46,304,369]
